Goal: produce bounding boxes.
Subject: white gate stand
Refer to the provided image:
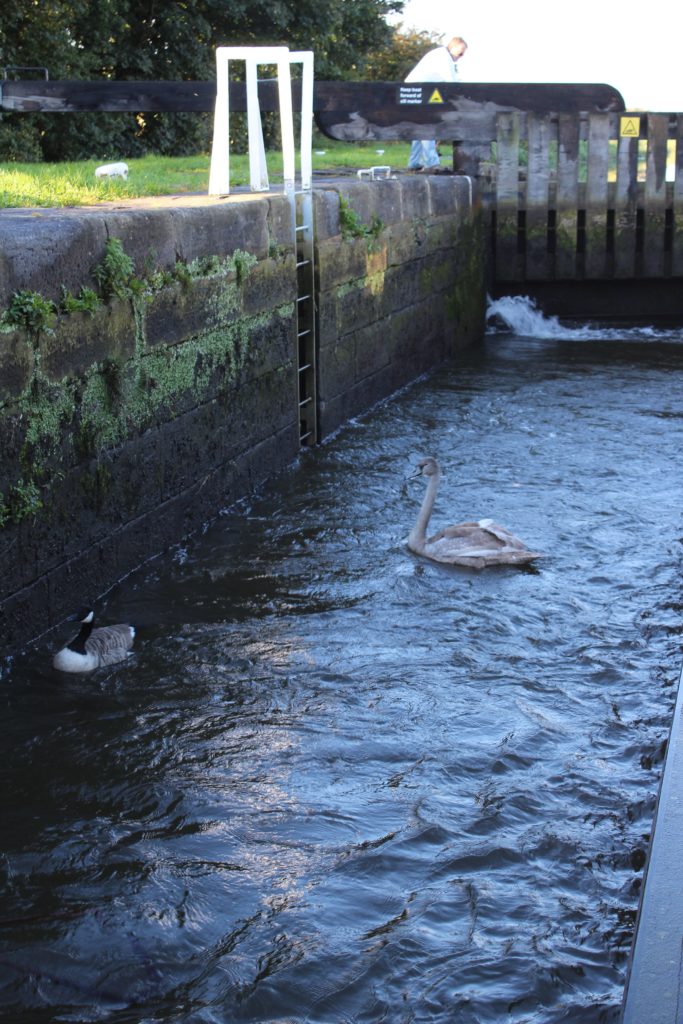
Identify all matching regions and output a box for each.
[208,46,313,197]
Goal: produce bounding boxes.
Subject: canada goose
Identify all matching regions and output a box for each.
[407,457,542,568]
[52,609,135,673]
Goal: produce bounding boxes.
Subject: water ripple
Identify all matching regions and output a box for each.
[2,329,683,1022]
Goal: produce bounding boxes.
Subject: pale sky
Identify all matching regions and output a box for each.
[391,0,680,112]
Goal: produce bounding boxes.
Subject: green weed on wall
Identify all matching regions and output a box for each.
[0,238,290,529]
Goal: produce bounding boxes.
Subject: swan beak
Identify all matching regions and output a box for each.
[402,469,420,497]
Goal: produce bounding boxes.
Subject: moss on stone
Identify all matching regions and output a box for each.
[419,261,453,296]
[364,246,388,297]
[447,217,486,338]
[0,239,279,529]
[19,371,76,473]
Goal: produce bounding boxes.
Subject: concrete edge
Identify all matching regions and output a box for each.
[622,660,683,1023]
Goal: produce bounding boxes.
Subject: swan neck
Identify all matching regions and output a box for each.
[409,469,440,548]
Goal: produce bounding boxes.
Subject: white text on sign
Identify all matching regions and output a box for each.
[398,86,423,105]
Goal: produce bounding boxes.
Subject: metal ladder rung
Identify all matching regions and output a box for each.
[292,167,316,446]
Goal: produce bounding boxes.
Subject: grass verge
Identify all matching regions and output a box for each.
[0,141,414,209]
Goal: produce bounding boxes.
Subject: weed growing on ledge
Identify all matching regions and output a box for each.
[6,478,43,523]
[59,285,101,316]
[231,249,256,286]
[268,239,290,261]
[339,196,385,245]
[0,290,56,335]
[93,237,136,300]
[185,250,258,283]
[0,241,260,335]
[339,197,366,240]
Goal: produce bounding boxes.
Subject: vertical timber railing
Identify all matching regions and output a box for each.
[487,112,683,282]
[209,46,317,446]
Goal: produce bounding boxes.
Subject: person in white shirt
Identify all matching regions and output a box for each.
[405,36,468,171]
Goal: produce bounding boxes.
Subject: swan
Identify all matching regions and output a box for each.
[407,457,542,568]
[53,609,135,673]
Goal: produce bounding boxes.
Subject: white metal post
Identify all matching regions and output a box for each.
[245,56,269,191]
[289,50,314,190]
[276,54,296,200]
[208,48,231,196]
[209,45,291,196]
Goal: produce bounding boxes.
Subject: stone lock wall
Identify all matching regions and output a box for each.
[313,176,484,437]
[0,179,485,655]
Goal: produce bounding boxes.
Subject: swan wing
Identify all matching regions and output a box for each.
[476,518,533,550]
[427,521,484,543]
[426,531,503,560]
[423,521,541,567]
[431,519,533,551]
[429,521,517,551]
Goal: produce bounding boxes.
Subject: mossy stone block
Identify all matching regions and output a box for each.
[315,236,370,292]
[0,329,34,402]
[241,254,297,318]
[144,278,237,349]
[40,300,136,380]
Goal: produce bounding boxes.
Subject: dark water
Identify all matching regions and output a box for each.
[2,305,683,1023]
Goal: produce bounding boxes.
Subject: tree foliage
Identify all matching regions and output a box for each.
[0,0,402,161]
[363,23,444,82]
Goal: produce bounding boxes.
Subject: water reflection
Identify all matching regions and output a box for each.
[1,319,682,1022]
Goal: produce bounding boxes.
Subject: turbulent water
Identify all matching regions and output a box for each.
[2,298,683,1023]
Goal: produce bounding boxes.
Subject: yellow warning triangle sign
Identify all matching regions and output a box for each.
[428,88,444,104]
[620,116,640,137]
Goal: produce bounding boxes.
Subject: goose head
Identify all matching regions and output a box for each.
[70,608,95,624]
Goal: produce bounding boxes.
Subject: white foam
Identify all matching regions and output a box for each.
[486,294,683,343]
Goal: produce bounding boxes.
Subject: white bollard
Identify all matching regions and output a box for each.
[95,162,129,179]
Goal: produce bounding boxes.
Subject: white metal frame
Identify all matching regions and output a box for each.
[208,46,313,197]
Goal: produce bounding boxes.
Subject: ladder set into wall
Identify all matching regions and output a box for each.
[208,47,317,446]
